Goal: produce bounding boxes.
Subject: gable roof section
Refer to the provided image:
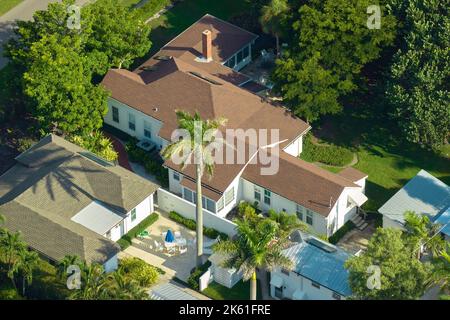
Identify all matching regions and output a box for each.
[0,134,159,264]
[338,167,368,182]
[243,152,358,217]
[378,169,450,225]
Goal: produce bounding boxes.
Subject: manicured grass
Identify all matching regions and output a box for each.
[301,134,354,167]
[203,279,262,300]
[310,94,450,214]
[131,0,251,68]
[118,0,142,8]
[0,0,23,17]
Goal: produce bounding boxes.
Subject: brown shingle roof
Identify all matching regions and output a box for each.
[0,135,159,264]
[242,152,359,217]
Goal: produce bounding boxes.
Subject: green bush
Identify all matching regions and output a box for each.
[117,212,159,250]
[168,211,228,240]
[328,220,355,244]
[301,134,354,167]
[119,257,159,287]
[187,260,211,291]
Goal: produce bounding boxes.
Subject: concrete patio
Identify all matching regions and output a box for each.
[120,210,212,282]
[336,220,376,255]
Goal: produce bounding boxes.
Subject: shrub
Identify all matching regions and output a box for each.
[16,137,37,152]
[119,257,159,287]
[187,260,211,290]
[117,212,159,249]
[168,211,228,240]
[328,221,355,244]
[301,134,354,167]
[69,131,118,161]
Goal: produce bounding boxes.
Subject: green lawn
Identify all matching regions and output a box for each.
[203,280,262,300]
[309,93,450,213]
[118,0,142,8]
[0,0,23,17]
[131,0,251,68]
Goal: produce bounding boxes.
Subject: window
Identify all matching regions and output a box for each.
[206,198,216,213]
[264,189,271,205]
[112,106,119,123]
[243,46,250,59]
[183,188,193,203]
[225,187,235,206]
[144,120,152,138]
[131,208,137,222]
[217,197,224,212]
[296,204,304,221]
[282,208,287,212]
[311,282,321,289]
[274,287,283,299]
[254,186,261,201]
[236,50,244,64]
[332,292,341,300]
[281,268,289,275]
[128,113,136,131]
[225,56,235,68]
[306,210,313,226]
[173,172,180,181]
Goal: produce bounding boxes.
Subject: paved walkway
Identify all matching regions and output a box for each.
[0,0,92,69]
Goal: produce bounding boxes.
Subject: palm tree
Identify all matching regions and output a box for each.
[16,250,39,296]
[0,230,27,290]
[68,262,107,300]
[213,217,293,300]
[260,0,290,57]
[267,209,308,237]
[427,245,450,298]
[105,270,148,300]
[162,110,228,267]
[57,254,83,281]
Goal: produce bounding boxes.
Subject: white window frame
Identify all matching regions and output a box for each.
[131,208,137,222]
[306,210,314,226]
[144,120,152,138]
[128,113,136,131]
[112,106,119,123]
[264,189,271,205]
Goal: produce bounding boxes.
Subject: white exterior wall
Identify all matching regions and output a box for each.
[104,97,168,149]
[283,135,303,157]
[326,188,360,237]
[168,168,183,196]
[240,178,328,236]
[270,269,345,300]
[103,254,118,273]
[105,194,154,242]
[157,188,237,237]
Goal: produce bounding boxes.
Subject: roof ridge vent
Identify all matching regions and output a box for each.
[188,71,222,85]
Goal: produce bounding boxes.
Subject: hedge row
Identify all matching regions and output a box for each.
[301,134,354,167]
[328,220,355,244]
[187,260,211,291]
[117,212,159,250]
[168,211,228,240]
[125,138,169,188]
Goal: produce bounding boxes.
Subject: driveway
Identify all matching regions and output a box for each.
[0,0,93,69]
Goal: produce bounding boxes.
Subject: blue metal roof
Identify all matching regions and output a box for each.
[433,207,450,237]
[283,239,352,296]
[378,170,450,225]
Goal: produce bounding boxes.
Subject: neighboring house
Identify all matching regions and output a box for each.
[379,169,450,240]
[101,13,368,238]
[0,135,159,271]
[270,232,352,300]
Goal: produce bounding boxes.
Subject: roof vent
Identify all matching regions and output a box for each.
[188,71,222,85]
[154,55,173,61]
[153,107,159,112]
[140,65,158,71]
[306,238,337,253]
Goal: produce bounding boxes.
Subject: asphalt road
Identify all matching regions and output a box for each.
[0,0,92,69]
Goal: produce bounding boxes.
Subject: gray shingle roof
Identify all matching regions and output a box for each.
[378,169,450,225]
[0,134,159,264]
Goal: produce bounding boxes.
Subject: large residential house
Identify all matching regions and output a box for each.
[379,169,450,241]
[0,135,159,271]
[101,14,368,238]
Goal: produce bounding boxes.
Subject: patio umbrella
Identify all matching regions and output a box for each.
[165,229,175,243]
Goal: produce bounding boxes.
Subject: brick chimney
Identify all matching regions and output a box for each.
[202,30,212,62]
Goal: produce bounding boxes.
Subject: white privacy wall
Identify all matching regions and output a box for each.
[104,97,168,149]
[157,188,237,237]
[283,135,304,157]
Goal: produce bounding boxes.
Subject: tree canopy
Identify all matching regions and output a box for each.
[386,0,450,148]
[271,0,396,122]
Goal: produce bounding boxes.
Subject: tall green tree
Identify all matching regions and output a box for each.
[345,228,430,299]
[272,0,396,121]
[162,111,228,267]
[213,218,292,300]
[386,0,449,148]
[23,35,109,136]
[68,262,107,300]
[16,250,39,296]
[104,270,148,300]
[0,230,27,290]
[427,246,450,299]
[260,0,290,56]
